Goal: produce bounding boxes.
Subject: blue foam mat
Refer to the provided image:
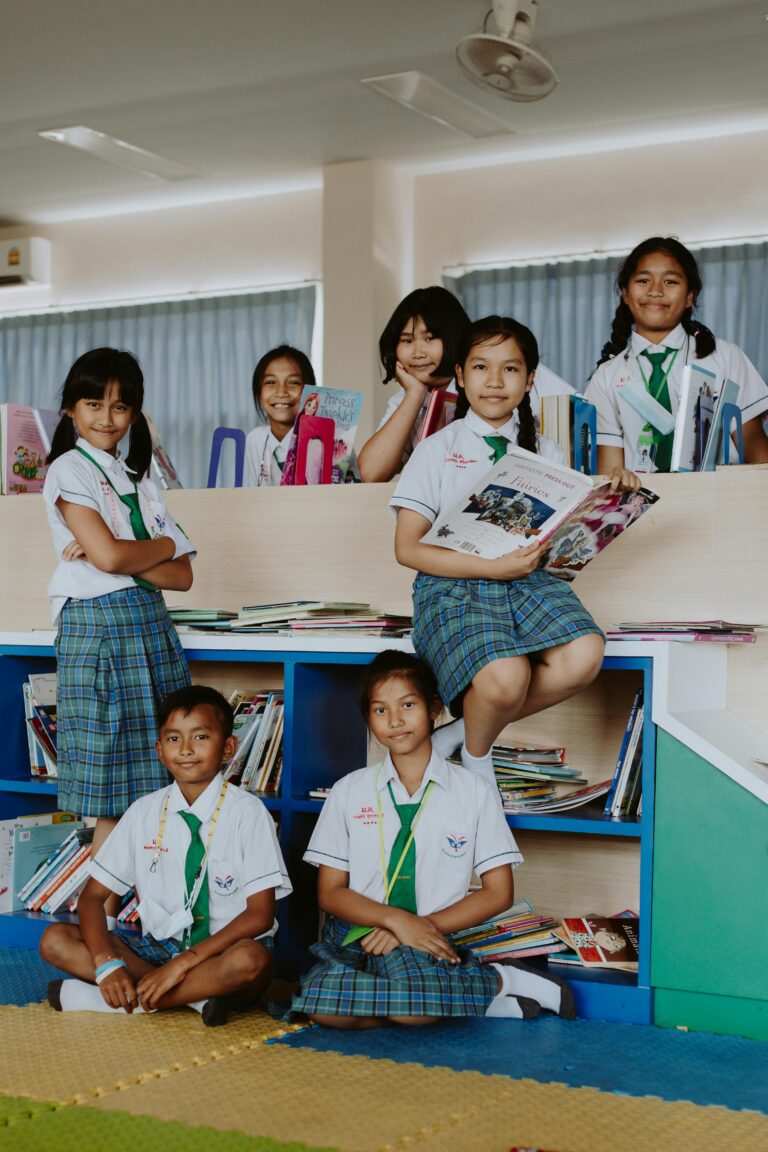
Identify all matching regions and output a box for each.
[275,1016,768,1114]
[0,947,62,1006]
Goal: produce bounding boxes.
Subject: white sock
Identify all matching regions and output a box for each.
[187,998,207,1014]
[58,979,147,1014]
[491,961,561,1014]
[461,745,498,790]
[485,992,524,1018]
[432,718,465,758]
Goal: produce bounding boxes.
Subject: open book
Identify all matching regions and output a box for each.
[421,446,658,581]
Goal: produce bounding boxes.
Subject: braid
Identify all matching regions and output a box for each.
[516,391,537,454]
[596,301,634,369]
[681,309,716,359]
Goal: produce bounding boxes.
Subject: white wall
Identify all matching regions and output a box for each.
[412,129,768,285]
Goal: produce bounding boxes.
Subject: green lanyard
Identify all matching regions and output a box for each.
[341,766,434,946]
[75,446,155,589]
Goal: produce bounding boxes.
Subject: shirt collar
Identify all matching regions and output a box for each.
[375,749,451,795]
[465,407,520,440]
[75,437,136,476]
[630,323,686,357]
[169,772,226,819]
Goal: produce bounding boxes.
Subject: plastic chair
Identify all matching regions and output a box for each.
[207,426,246,488]
[294,415,335,485]
[572,397,597,475]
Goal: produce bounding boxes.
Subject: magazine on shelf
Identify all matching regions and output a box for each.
[421,447,658,581]
[670,365,716,472]
[560,915,639,970]
[700,378,740,471]
[280,385,363,485]
[0,404,59,495]
[416,387,457,443]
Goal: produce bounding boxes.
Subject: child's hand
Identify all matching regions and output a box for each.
[360,927,400,956]
[137,952,198,1010]
[489,539,547,581]
[394,361,430,400]
[99,966,139,1013]
[606,466,642,493]
[61,540,86,561]
[388,911,459,963]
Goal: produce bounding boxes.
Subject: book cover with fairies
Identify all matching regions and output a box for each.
[280,385,363,485]
[1,405,57,494]
[540,483,658,582]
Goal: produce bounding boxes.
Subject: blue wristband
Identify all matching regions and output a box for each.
[95,958,127,985]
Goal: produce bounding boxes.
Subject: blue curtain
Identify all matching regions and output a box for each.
[444,241,768,393]
[0,285,316,488]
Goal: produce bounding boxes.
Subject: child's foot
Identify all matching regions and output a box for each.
[485,994,540,1019]
[47,979,63,1011]
[432,718,465,758]
[201,996,235,1027]
[493,959,576,1019]
[48,977,148,1014]
[460,746,498,793]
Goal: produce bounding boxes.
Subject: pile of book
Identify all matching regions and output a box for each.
[603,689,643,819]
[23,672,58,777]
[17,825,94,915]
[451,745,611,814]
[452,899,568,962]
[0,811,78,914]
[608,620,761,644]
[169,601,412,638]
[117,892,140,926]
[552,912,639,973]
[223,690,284,795]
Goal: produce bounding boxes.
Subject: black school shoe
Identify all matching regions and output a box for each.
[499,959,577,1020]
[47,980,63,1011]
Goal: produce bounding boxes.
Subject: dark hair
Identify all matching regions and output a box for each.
[360,651,441,730]
[251,345,316,418]
[596,236,717,368]
[454,315,539,454]
[378,286,470,384]
[157,685,234,738]
[47,347,153,478]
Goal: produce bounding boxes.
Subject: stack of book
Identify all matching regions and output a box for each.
[452,900,568,962]
[22,672,58,777]
[223,690,284,795]
[117,893,140,926]
[0,811,78,913]
[167,608,237,630]
[603,690,644,820]
[17,826,94,915]
[450,745,608,813]
[169,601,412,638]
[553,913,640,972]
[608,620,761,644]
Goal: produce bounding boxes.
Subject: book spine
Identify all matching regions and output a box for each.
[611,705,644,817]
[603,689,642,816]
[41,850,91,914]
[33,846,90,912]
[18,829,81,903]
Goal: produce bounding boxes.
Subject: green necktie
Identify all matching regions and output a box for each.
[178,811,209,947]
[119,491,151,541]
[386,783,419,914]
[483,434,509,464]
[641,348,674,472]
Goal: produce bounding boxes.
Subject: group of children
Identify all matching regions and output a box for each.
[35,234,768,1028]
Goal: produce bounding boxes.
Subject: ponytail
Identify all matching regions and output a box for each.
[125,413,153,480]
[516,391,537,454]
[681,310,716,359]
[595,301,634,369]
[46,413,75,465]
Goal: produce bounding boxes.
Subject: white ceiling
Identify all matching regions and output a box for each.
[1,0,766,225]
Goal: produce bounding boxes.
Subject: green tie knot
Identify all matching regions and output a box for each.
[642,347,669,369]
[483,434,510,464]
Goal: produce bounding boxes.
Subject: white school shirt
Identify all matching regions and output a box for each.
[244,424,290,487]
[378,366,574,470]
[90,773,291,942]
[43,440,195,623]
[390,408,567,526]
[304,750,521,916]
[585,324,768,472]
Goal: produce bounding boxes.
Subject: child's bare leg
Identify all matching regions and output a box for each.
[514,634,604,720]
[91,818,121,918]
[153,939,272,1010]
[463,656,532,756]
[308,1013,386,1030]
[40,922,154,982]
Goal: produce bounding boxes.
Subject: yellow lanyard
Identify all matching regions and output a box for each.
[375,764,434,903]
[149,779,228,879]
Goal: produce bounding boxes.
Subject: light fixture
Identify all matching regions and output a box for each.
[38,125,196,182]
[360,71,514,138]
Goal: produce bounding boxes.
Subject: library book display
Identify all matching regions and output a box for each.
[0,471,766,1039]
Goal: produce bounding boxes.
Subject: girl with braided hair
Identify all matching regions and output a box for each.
[390,316,639,792]
[586,237,768,472]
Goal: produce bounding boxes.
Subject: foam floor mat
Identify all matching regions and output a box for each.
[0,945,62,1006]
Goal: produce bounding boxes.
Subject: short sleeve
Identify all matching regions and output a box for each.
[239,799,292,901]
[44,454,101,513]
[389,439,442,525]
[244,427,264,487]
[585,365,625,448]
[89,808,136,896]
[472,778,523,875]
[303,780,351,871]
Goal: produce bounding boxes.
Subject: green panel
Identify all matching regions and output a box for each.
[652,728,768,1003]
[0,1096,338,1152]
[655,988,768,1043]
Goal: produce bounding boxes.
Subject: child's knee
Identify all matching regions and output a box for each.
[226,939,272,985]
[39,924,76,967]
[573,634,605,684]
[474,659,530,706]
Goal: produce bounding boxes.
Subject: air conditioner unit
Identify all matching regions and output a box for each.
[0,238,51,286]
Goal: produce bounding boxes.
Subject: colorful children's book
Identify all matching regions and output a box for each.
[0,812,77,913]
[670,365,716,472]
[280,386,363,485]
[560,915,639,970]
[422,447,658,581]
[603,689,643,816]
[416,387,457,443]
[0,404,58,494]
[13,822,85,912]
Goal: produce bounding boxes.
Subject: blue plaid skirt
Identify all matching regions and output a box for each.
[55,586,190,818]
[412,570,603,715]
[289,917,499,1019]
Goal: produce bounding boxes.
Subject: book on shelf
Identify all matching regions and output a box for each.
[13,822,85,913]
[540,394,596,472]
[308,787,332,800]
[280,385,363,485]
[421,447,658,581]
[0,811,78,914]
[451,900,568,962]
[235,601,370,627]
[615,619,763,634]
[607,629,756,644]
[558,915,639,971]
[416,387,457,443]
[670,365,716,472]
[168,607,237,624]
[223,694,272,782]
[145,412,183,489]
[503,778,613,815]
[117,893,140,924]
[22,672,58,777]
[700,377,741,471]
[241,693,284,793]
[604,691,644,820]
[17,826,93,913]
[0,404,59,495]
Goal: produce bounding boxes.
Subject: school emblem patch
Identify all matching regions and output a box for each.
[214,873,235,892]
[442,832,468,858]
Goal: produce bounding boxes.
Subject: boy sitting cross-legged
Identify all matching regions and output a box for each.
[40,685,291,1027]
